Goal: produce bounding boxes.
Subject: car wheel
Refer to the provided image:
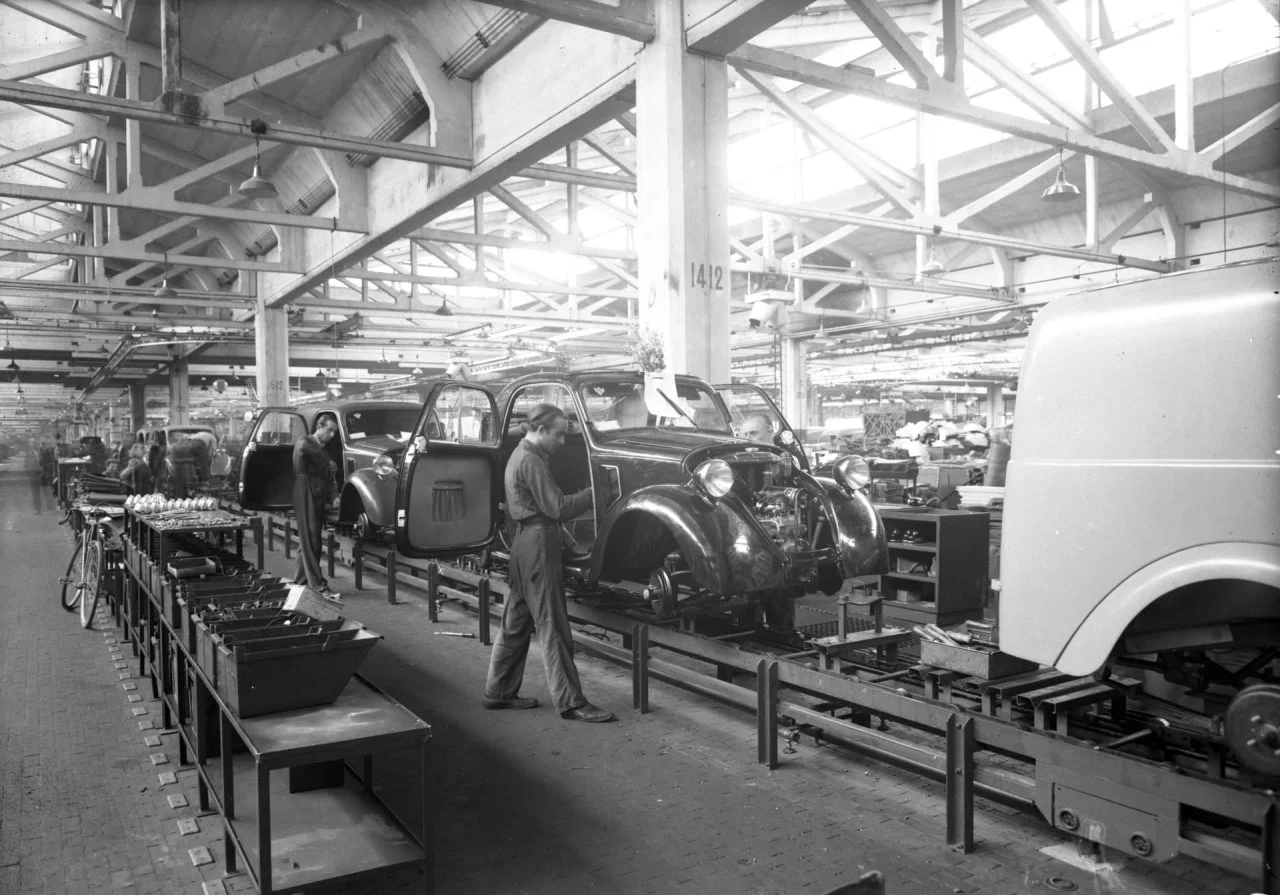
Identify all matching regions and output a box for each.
[353,510,375,541]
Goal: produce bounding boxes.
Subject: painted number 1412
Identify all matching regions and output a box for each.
[690,263,724,291]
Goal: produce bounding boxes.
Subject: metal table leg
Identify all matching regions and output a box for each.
[258,764,272,895]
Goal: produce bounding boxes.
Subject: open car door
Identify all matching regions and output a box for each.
[714,383,809,472]
[394,382,502,559]
[238,409,307,511]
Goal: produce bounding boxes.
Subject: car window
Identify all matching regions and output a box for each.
[717,385,781,442]
[506,383,576,436]
[345,406,419,442]
[581,378,732,433]
[253,411,305,446]
[430,385,498,445]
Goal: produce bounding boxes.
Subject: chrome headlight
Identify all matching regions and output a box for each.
[693,458,735,499]
[372,454,396,476]
[833,456,870,492]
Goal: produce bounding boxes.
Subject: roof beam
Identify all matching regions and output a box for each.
[737,67,918,215]
[727,44,1280,202]
[474,0,653,41]
[841,0,936,89]
[0,238,298,273]
[684,0,816,57]
[732,193,1171,273]
[0,182,342,233]
[202,28,393,108]
[411,226,637,261]
[1024,0,1176,153]
[0,79,473,169]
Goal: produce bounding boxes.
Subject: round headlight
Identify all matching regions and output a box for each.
[372,454,396,476]
[833,456,870,491]
[694,458,735,499]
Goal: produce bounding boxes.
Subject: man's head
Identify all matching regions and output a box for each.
[525,403,568,455]
[741,413,773,443]
[129,443,146,462]
[314,416,338,445]
[612,392,649,428]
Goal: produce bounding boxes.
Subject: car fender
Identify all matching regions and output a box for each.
[340,469,396,528]
[1054,541,1280,676]
[813,476,889,577]
[592,484,789,595]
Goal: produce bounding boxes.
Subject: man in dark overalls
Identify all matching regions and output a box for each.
[483,404,614,722]
[292,416,340,600]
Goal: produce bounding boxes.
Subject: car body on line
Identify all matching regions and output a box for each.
[237,399,421,531]
[294,370,886,619]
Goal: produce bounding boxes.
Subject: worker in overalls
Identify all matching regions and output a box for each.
[482,403,614,722]
[292,416,340,601]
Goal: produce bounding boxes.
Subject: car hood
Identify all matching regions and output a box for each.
[601,429,781,465]
[345,435,406,457]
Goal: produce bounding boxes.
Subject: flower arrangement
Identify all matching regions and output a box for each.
[627,326,666,373]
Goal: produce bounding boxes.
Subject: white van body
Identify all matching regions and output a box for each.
[999,258,1280,676]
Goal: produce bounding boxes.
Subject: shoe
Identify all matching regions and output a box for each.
[483,696,539,710]
[560,703,616,723]
[320,589,343,603]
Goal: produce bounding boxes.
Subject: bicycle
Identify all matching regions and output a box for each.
[60,505,119,628]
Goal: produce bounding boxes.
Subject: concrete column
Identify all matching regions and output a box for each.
[255,282,290,408]
[780,335,807,429]
[985,383,1004,429]
[168,355,190,425]
[129,382,146,435]
[636,0,731,382]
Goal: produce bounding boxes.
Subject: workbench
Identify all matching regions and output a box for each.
[120,508,432,894]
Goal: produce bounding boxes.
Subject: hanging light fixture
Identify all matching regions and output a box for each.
[434,298,454,317]
[154,252,177,299]
[921,246,946,276]
[238,137,277,200]
[1041,147,1081,202]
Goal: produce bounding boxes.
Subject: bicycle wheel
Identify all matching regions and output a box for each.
[79,538,103,628]
[60,534,84,611]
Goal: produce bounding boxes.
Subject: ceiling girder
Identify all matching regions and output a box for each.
[727,44,1280,203]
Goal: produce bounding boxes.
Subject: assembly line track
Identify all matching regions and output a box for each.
[240,509,1280,893]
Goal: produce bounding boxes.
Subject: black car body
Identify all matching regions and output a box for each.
[325,372,887,617]
[238,399,421,521]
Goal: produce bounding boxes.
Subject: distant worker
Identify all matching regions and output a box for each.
[119,443,153,495]
[483,403,614,723]
[292,416,340,600]
[610,391,650,428]
[169,435,195,498]
[740,413,773,443]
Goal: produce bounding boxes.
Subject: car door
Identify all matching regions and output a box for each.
[714,383,809,472]
[394,382,502,559]
[238,408,308,511]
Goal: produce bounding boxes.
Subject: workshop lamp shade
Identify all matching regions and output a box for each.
[238,138,277,200]
[434,299,454,317]
[1042,149,1081,202]
[238,161,277,199]
[921,250,946,276]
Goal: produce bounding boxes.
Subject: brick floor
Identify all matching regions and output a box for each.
[0,467,1260,894]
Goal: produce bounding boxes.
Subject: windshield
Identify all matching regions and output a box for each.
[716,385,787,443]
[167,428,211,439]
[344,406,419,441]
[580,377,732,433]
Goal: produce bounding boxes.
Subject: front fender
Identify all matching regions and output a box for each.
[340,470,396,528]
[592,485,789,596]
[1051,542,1280,676]
[814,476,889,577]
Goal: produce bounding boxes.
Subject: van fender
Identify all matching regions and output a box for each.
[1055,542,1280,676]
[340,470,396,529]
[591,485,788,595]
